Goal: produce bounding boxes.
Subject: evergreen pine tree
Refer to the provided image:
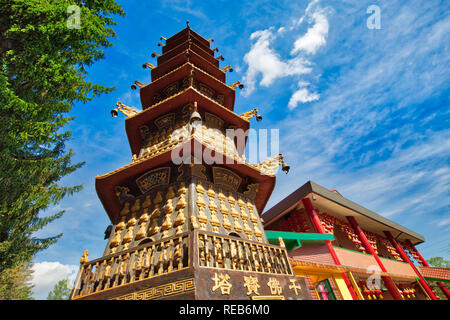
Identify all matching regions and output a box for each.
[47,278,72,300]
[0,0,125,273]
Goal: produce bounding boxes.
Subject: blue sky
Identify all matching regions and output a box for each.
[30,0,449,298]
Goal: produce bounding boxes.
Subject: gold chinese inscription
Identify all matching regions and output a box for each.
[136,167,171,194]
[267,278,283,295]
[212,167,242,191]
[211,273,233,295]
[243,276,260,296]
[204,112,225,130]
[154,113,176,129]
[289,279,302,296]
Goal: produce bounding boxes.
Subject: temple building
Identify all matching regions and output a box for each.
[263,181,450,300]
[69,25,449,301]
[70,23,311,300]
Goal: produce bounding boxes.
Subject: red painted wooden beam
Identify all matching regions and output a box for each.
[405,239,450,300]
[301,197,359,300]
[346,216,403,300]
[384,231,439,300]
[405,240,429,266]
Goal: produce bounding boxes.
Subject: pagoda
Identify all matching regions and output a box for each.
[70,23,311,300]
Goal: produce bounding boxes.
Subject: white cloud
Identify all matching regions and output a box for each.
[291,10,329,55]
[243,29,313,94]
[244,29,290,91]
[160,0,208,20]
[295,0,320,26]
[242,1,328,107]
[288,87,320,109]
[437,217,450,228]
[266,1,450,234]
[31,261,78,300]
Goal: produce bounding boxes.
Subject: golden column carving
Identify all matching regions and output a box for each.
[195,181,208,230]
[147,191,162,236]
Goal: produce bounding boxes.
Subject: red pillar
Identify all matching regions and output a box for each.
[405,240,429,267]
[405,239,450,300]
[346,216,403,300]
[302,197,359,300]
[384,231,439,300]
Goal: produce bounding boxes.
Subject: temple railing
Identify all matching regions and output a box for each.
[71,233,190,299]
[71,231,294,299]
[197,231,293,275]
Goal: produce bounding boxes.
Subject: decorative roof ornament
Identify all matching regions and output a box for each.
[240,108,262,122]
[131,80,145,90]
[110,101,139,118]
[189,101,202,134]
[254,153,290,175]
[230,81,244,90]
[188,68,196,87]
[142,62,156,69]
[220,65,233,73]
[80,250,89,264]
